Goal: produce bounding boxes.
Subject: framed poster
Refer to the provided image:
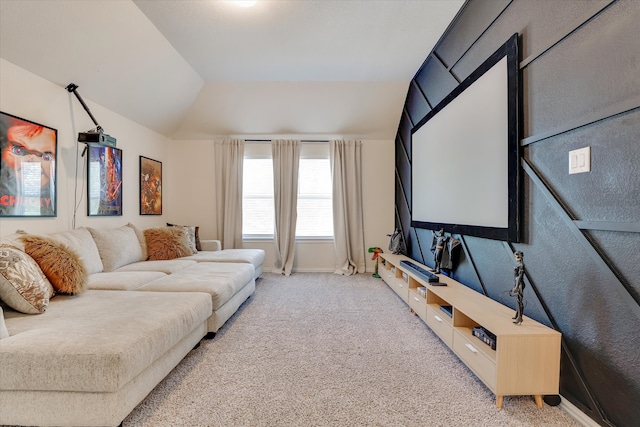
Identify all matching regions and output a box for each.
[87,145,122,216]
[139,156,162,215]
[0,111,57,217]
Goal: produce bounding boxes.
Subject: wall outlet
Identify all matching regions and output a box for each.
[569,147,590,174]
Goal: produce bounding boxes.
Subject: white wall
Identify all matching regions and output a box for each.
[167,138,395,272]
[1,58,396,271]
[0,59,172,237]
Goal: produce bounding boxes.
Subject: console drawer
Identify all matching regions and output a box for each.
[453,331,496,391]
[408,291,427,322]
[425,306,453,347]
[395,278,409,302]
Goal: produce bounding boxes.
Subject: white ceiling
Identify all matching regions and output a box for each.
[0,0,464,139]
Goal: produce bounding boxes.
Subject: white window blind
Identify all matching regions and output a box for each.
[296,158,333,237]
[242,141,333,239]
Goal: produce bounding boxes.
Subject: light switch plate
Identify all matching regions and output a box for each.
[569,147,590,174]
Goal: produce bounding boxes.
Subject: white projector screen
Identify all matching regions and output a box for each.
[410,34,520,242]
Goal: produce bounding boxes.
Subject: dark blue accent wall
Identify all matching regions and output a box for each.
[394,1,640,425]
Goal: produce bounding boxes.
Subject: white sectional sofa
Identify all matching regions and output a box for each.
[0,224,265,426]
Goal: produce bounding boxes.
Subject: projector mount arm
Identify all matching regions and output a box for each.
[65,83,103,134]
[66,82,117,155]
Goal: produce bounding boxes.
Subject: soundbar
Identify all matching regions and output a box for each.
[399,260,443,285]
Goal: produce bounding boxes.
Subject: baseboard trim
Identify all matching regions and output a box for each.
[560,395,599,427]
[292,268,335,273]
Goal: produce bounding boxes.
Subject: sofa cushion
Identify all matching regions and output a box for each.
[0,244,54,314]
[138,262,254,310]
[0,307,8,339]
[115,259,197,274]
[87,271,167,291]
[49,228,104,275]
[183,249,265,270]
[144,227,193,260]
[0,290,212,393]
[126,222,148,260]
[88,226,144,271]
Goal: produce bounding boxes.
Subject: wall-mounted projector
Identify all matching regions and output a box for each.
[66,82,117,149]
[78,130,117,147]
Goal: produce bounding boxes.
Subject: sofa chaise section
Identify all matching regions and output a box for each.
[138,262,256,334]
[183,244,265,279]
[0,290,212,427]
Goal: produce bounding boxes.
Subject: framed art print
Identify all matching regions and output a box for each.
[139,156,162,215]
[0,111,57,217]
[87,145,122,216]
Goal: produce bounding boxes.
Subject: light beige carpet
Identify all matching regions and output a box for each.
[123,272,580,427]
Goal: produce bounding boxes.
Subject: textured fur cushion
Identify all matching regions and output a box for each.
[144,227,193,260]
[20,235,88,295]
[167,223,200,252]
[0,244,55,314]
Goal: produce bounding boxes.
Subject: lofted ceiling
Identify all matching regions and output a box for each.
[0,0,464,139]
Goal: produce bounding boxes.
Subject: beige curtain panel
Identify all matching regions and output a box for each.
[331,139,365,275]
[214,138,244,249]
[271,139,300,276]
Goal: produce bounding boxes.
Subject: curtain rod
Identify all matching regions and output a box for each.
[245,139,329,143]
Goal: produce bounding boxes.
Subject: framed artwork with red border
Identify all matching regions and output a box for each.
[139,156,162,215]
[0,111,57,217]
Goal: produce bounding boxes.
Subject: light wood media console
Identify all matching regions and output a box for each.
[378,253,561,409]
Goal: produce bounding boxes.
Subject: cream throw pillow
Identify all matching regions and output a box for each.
[50,227,104,274]
[127,223,148,260]
[88,226,144,271]
[0,244,55,314]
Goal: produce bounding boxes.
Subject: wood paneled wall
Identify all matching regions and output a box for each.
[394,1,639,425]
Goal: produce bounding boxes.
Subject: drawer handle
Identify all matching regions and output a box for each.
[465,343,478,353]
[433,315,443,322]
[398,283,404,288]
[414,296,420,302]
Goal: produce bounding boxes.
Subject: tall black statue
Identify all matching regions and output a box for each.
[431,229,447,273]
[430,229,460,274]
[510,251,525,325]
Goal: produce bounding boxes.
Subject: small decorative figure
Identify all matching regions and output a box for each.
[368,247,383,278]
[510,251,525,325]
[431,229,447,273]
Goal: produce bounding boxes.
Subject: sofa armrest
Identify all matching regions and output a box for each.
[200,240,221,251]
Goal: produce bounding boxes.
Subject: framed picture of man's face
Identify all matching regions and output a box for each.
[0,111,57,217]
[139,156,162,215]
[87,145,123,216]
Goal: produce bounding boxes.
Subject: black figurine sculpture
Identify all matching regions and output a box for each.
[510,251,525,325]
[431,229,447,273]
[430,229,460,274]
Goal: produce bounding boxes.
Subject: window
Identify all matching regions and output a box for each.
[296,158,333,237]
[242,142,333,239]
